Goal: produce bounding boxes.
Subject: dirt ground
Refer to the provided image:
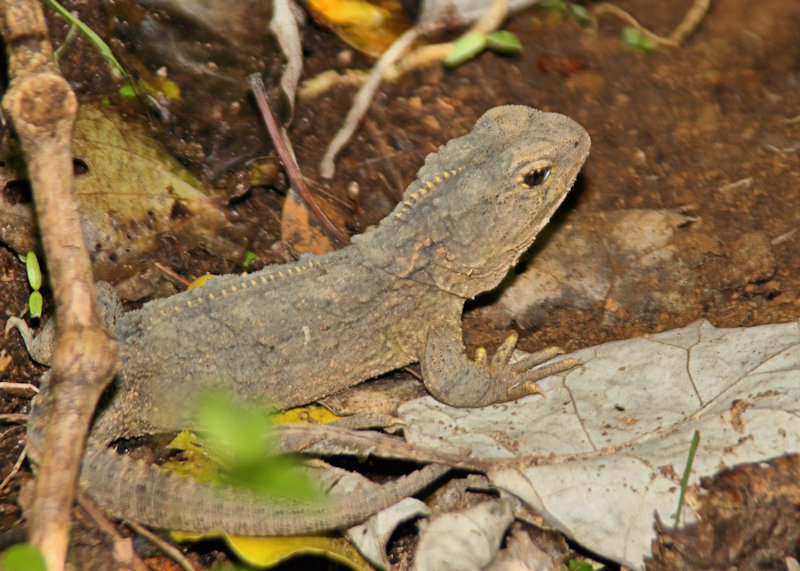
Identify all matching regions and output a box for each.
[0,0,798,568]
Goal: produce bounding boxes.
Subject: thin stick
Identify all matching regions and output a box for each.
[0,1,120,568]
[669,0,712,45]
[318,24,427,179]
[0,382,39,395]
[248,73,349,245]
[318,0,510,177]
[126,520,196,571]
[0,445,26,492]
[76,494,149,571]
[593,0,711,47]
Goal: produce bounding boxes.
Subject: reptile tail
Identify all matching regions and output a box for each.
[80,442,449,535]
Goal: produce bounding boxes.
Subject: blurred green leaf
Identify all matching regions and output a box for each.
[191,391,319,499]
[118,84,136,98]
[569,3,593,26]
[444,32,488,67]
[242,251,258,269]
[621,27,658,54]
[2,544,47,571]
[541,0,566,10]
[486,31,522,55]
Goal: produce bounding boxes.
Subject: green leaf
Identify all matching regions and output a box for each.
[621,27,658,54]
[2,544,47,571]
[242,251,259,268]
[28,292,43,319]
[118,84,136,99]
[444,32,488,67]
[569,3,593,26]
[486,31,522,55]
[540,0,566,11]
[24,251,42,291]
[197,391,271,465]
[191,391,319,499]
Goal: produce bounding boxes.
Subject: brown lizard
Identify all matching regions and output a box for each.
[21,105,590,535]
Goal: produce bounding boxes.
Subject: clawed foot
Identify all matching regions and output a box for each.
[474,333,581,401]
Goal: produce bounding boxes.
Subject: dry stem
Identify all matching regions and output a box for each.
[0,1,119,568]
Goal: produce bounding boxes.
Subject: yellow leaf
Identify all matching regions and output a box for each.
[161,431,225,484]
[306,0,409,56]
[308,0,387,26]
[273,404,343,425]
[187,274,214,289]
[172,529,372,570]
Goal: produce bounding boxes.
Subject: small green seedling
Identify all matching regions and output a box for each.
[541,0,593,26]
[675,430,700,525]
[52,22,78,63]
[444,30,522,67]
[118,84,137,99]
[2,544,47,571]
[568,3,593,26]
[444,32,488,67]
[19,252,43,319]
[242,251,259,269]
[485,31,523,55]
[621,27,659,54]
[43,0,129,80]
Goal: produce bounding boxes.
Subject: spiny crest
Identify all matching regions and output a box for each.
[152,259,322,318]
[392,165,464,220]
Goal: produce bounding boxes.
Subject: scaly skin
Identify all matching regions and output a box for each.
[26,106,590,534]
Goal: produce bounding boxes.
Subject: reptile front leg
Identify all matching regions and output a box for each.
[420,320,579,407]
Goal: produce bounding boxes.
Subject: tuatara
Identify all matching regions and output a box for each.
[22,105,590,535]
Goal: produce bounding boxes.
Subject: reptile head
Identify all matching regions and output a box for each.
[360,105,590,298]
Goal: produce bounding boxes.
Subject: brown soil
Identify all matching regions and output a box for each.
[0,0,798,568]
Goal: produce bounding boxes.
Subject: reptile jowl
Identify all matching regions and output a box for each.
[24,105,590,534]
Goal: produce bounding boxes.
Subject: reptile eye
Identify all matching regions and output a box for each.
[524,167,551,187]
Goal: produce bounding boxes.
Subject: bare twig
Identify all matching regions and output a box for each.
[76,494,149,571]
[592,0,711,47]
[319,24,428,179]
[126,520,196,571]
[0,1,119,569]
[0,445,26,492]
[153,262,192,288]
[0,381,39,395]
[318,0,511,178]
[249,73,349,245]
